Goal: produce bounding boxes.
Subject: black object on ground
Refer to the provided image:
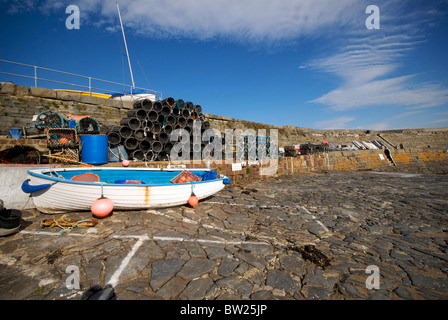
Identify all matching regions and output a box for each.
[0,199,22,237]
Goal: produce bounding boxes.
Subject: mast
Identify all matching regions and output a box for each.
[117,2,135,92]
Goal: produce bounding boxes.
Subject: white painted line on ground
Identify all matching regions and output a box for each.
[347,213,359,222]
[21,230,149,289]
[204,201,318,214]
[20,229,271,290]
[299,205,312,215]
[20,202,328,289]
[153,235,271,246]
[203,201,284,209]
[153,235,186,242]
[112,234,150,240]
[146,209,246,236]
[21,230,99,237]
[106,237,146,288]
[315,220,330,232]
[203,201,330,234]
[20,230,270,247]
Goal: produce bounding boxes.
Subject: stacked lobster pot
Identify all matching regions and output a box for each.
[35,110,101,135]
[235,134,272,161]
[108,97,211,162]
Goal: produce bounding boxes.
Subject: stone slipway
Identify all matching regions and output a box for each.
[1,171,447,301]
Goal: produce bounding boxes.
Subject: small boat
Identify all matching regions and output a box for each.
[21,167,231,214]
[110,89,157,102]
[54,89,158,102]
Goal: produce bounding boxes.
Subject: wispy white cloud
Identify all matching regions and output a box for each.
[315,116,355,129]
[430,118,448,125]
[352,110,423,130]
[26,0,364,42]
[3,0,36,14]
[312,74,448,111]
[125,0,362,42]
[355,121,390,131]
[314,111,424,131]
[4,0,447,130]
[308,2,448,112]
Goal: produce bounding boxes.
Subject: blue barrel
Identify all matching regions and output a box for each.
[80,135,108,165]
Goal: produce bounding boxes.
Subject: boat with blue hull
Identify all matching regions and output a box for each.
[22,167,230,214]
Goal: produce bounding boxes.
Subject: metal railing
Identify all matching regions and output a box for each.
[0,59,162,100]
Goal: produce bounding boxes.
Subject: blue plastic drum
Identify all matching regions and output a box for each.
[80,135,108,165]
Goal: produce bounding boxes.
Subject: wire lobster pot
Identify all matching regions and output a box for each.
[36,111,68,129]
[46,128,80,164]
[47,128,78,149]
[77,117,100,135]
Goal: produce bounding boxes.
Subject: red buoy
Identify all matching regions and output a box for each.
[91,196,114,218]
[188,193,199,207]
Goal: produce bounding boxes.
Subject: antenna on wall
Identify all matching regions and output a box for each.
[116,2,135,92]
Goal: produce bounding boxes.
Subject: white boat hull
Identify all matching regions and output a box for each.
[112,93,157,102]
[24,168,228,214]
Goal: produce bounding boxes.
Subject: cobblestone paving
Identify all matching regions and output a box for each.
[1,171,447,300]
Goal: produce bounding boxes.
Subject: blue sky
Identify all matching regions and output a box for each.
[1,0,448,130]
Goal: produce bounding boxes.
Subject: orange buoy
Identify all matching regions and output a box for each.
[122,159,130,167]
[188,193,199,207]
[91,196,114,218]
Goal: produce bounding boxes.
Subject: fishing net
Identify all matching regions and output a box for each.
[0,146,41,164]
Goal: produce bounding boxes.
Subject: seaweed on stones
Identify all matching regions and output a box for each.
[287,244,331,270]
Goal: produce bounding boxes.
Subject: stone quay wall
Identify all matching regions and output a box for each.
[206,113,448,151]
[1,83,447,184]
[0,83,133,136]
[2,83,448,150]
[111,148,448,184]
[0,83,448,150]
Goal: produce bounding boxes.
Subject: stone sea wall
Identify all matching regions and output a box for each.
[206,113,448,151]
[115,148,448,184]
[2,83,448,150]
[1,83,447,184]
[0,83,133,136]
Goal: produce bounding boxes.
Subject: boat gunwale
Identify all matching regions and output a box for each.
[26,167,227,187]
